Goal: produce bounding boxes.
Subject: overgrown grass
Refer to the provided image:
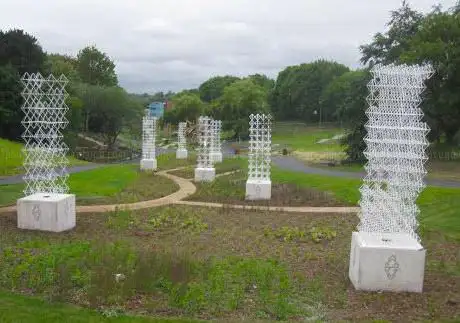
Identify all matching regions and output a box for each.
[0,205,457,321]
[271,123,344,152]
[0,138,88,177]
[0,208,325,321]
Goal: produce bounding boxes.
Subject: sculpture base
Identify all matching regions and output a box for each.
[245,179,271,200]
[140,158,157,171]
[176,149,188,159]
[194,167,215,182]
[349,231,425,293]
[210,152,223,163]
[17,193,76,232]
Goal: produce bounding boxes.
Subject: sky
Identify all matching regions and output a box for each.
[1,0,457,94]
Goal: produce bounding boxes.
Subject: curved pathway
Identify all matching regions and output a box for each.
[0,167,359,215]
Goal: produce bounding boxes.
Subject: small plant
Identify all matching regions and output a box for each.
[282,148,289,155]
[148,208,208,233]
[264,226,337,243]
[309,226,337,243]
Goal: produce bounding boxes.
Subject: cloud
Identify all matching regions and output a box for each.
[1,0,457,93]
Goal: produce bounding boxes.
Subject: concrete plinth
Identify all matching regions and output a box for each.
[210,152,223,163]
[176,149,188,159]
[245,179,271,200]
[140,158,157,171]
[349,231,426,293]
[17,193,76,232]
[194,167,215,182]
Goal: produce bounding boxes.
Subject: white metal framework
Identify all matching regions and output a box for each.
[210,119,222,155]
[358,63,434,241]
[21,73,70,195]
[196,116,213,168]
[177,122,187,150]
[248,114,272,181]
[142,112,157,160]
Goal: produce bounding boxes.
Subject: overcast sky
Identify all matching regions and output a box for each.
[1,0,457,93]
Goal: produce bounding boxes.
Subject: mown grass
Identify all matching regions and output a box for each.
[0,165,139,206]
[0,138,88,177]
[0,290,202,323]
[271,167,460,240]
[271,123,344,152]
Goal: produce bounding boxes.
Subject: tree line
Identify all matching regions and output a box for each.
[1,1,459,161]
[0,30,144,149]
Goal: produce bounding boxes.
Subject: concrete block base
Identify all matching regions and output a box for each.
[17,193,76,232]
[194,167,215,182]
[210,152,223,163]
[176,149,188,159]
[245,179,271,200]
[349,231,426,293]
[140,158,157,171]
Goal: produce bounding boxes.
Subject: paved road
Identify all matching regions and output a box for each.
[1,146,459,188]
[271,155,460,188]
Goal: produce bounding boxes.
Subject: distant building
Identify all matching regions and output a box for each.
[147,101,166,118]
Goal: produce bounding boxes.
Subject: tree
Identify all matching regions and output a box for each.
[45,54,80,82]
[360,0,424,66]
[247,74,275,92]
[216,79,270,140]
[271,60,349,122]
[76,46,118,87]
[0,64,22,140]
[333,71,371,163]
[401,9,460,144]
[0,29,46,75]
[198,75,240,102]
[79,85,141,148]
[163,93,204,124]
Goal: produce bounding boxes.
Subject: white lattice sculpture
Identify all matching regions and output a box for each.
[194,116,215,182]
[17,73,76,232]
[210,119,223,163]
[140,111,157,170]
[349,63,434,293]
[176,122,188,159]
[246,114,272,200]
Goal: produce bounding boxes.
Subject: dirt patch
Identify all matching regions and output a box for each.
[187,174,350,207]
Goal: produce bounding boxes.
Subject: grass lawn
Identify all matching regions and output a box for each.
[0,164,179,207]
[0,138,88,177]
[0,290,202,323]
[271,123,344,152]
[0,203,458,322]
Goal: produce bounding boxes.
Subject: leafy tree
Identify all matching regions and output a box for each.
[216,79,269,140]
[76,46,118,87]
[45,54,80,82]
[79,85,141,148]
[198,75,240,102]
[163,93,204,124]
[360,0,424,65]
[271,60,349,122]
[0,29,47,140]
[0,64,22,139]
[0,29,46,75]
[401,9,460,144]
[247,74,275,92]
